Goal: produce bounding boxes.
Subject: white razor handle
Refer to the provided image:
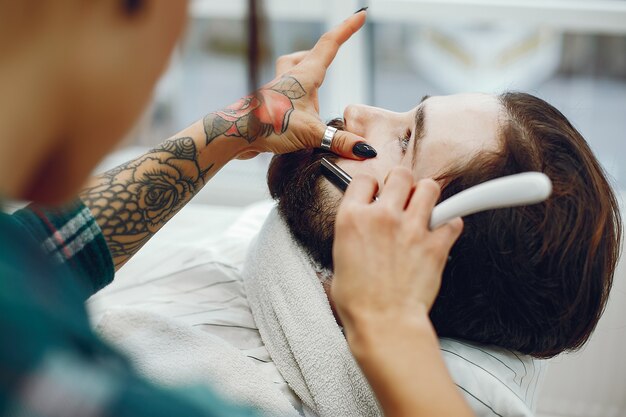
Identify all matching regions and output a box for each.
[429,172,552,230]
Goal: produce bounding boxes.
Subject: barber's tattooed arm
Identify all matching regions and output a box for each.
[80,11,369,269]
[204,76,305,145]
[80,76,307,269]
[80,138,212,268]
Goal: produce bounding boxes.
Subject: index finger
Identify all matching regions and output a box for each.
[406,179,442,228]
[300,11,367,73]
[343,174,379,205]
[275,50,310,77]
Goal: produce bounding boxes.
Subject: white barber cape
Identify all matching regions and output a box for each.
[90,202,545,417]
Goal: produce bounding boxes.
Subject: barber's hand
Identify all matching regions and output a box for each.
[331,168,464,331]
[230,10,373,160]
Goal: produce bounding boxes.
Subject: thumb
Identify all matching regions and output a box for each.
[330,130,378,160]
[432,217,464,252]
[236,150,260,160]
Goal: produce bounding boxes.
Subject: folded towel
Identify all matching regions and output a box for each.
[96,204,543,417]
[243,208,544,417]
[96,308,299,417]
[243,209,383,417]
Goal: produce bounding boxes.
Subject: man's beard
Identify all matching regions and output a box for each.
[266,119,345,271]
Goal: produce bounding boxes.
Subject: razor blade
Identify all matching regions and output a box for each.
[320,157,552,230]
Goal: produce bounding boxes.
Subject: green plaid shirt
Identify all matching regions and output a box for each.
[0,200,258,417]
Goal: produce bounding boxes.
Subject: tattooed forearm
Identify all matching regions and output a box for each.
[203,75,306,145]
[80,137,214,269]
[81,77,305,269]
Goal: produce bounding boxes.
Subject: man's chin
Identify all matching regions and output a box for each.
[267,119,346,271]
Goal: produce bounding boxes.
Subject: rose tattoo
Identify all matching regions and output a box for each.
[81,138,212,267]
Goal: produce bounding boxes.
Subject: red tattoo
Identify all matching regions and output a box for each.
[203,76,306,144]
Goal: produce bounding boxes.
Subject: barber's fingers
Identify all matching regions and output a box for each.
[312,122,375,160]
[431,217,464,250]
[406,179,442,228]
[275,50,309,76]
[378,167,414,210]
[343,174,379,204]
[333,133,376,160]
[407,180,463,262]
[236,150,260,160]
[300,11,366,77]
[405,179,464,251]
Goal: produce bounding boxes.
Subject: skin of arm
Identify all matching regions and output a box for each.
[331,171,472,417]
[81,11,369,269]
[81,75,305,268]
[346,309,474,417]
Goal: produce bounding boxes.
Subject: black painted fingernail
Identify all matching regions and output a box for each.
[354,6,369,14]
[353,142,377,158]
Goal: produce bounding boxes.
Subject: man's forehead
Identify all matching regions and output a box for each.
[418,93,502,138]
[416,92,499,111]
[412,93,502,178]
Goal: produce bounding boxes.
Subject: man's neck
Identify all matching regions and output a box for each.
[319,273,343,326]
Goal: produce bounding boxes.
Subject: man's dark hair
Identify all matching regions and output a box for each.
[267,93,622,358]
[430,92,622,358]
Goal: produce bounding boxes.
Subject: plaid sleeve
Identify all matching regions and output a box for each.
[1,207,261,417]
[11,200,115,297]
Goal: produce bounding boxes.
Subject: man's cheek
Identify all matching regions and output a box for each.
[337,158,372,176]
[319,179,344,202]
[336,158,389,190]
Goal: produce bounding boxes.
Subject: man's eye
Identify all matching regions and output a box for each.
[398,129,411,154]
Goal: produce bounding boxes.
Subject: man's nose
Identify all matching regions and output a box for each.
[343,104,382,137]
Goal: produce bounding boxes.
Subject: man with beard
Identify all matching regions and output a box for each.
[94,90,620,417]
[262,92,621,415]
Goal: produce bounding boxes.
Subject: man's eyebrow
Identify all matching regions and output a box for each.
[412,98,429,168]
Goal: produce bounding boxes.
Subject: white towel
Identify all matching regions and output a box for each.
[243,208,543,417]
[96,308,299,417]
[242,209,383,417]
[95,204,542,417]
